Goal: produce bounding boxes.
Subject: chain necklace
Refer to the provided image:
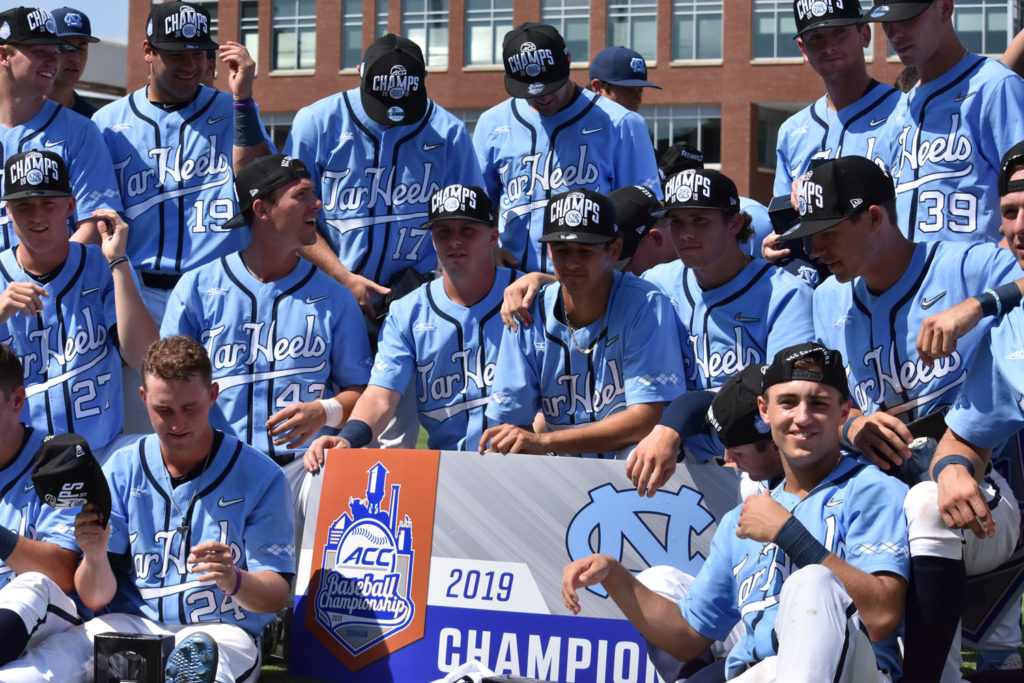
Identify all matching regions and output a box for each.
[163,447,213,536]
[564,307,607,355]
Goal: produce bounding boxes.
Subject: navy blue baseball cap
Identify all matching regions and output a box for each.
[867,0,935,22]
[52,7,99,43]
[589,46,660,89]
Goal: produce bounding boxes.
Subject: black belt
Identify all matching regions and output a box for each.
[140,271,182,290]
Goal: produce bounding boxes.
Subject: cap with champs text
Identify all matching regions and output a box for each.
[31,433,112,528]
[762,342,850,398]
[2,150,72,201]
[423,184,495,229]
[793,0,864,38]
[0,7,65,46]
[589,46,661,89]
[866,0,935,22]
[502,22,571,99]
[223,154,311,229]
[781,155,894,240]
[360,34,428,127]
[540,189,619,244]
[706,364,772,448]
[656,169,739,215]
[145,2,217,52]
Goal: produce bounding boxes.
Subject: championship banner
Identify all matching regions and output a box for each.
[290,449,740,682]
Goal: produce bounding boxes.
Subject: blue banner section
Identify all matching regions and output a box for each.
[289,602,666,682]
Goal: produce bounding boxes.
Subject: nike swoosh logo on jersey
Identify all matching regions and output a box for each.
[44,139,66,148]
[218,496,244,508]
[581,127,602,135]
[207,115,228,125]
[422,142,444,152]
[23,483,33,493]
[825,498,844,507]
[920,291,947,309]
[954,91,977,102]
[868,117,888,127]
[734,313,759,323]
[606,335,619,347]
[82,287,99,297]
[305,295,328,305]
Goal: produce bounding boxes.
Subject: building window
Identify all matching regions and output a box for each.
[341,0,362,68]
[608,0,657,59]
[953,0,1017,55]
[541,0,589,62]
[189,0,218,42]
[451,108,485,136]
[272,0,316,70]
[377,0,389,36]
[671,0,722,61]
[642,104,723,164]
[465,0,513,66]
[752,0,802,59]
[757,106,798,170]
[402,0,449,68]
[261,111,297,151]
[239,0,259,65]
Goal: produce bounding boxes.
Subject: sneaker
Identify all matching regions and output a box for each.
[165,631,219,683]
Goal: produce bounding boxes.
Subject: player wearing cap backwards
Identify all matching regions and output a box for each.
[284,34,482,319]
[479,189,683,459]
[92,1,270,322]
[563,343,910,682]
[588,46,661,113]
[474,22,661,274]
[48,7,99,118]
[303,185,521,472]
[0,335,295,683]
[866,0,1024,243]
[161,154,371,465]
[0,6,121,250]
[0,151,157,457]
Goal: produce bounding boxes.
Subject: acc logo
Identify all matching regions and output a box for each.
[313,463,415,656]
[565,483,714,597]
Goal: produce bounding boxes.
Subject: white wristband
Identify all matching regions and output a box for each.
[318,398,345,428]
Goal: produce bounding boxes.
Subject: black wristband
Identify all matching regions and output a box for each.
[773,516,829,568]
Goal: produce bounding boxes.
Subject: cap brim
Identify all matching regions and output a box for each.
[221,212,247,230]
[655,200,733,215]
[421,215,494,229]
[794,17,863,38]
[3,36,69,46]
[1,189,72,201]
[147,37,218,51]
[360,88,428,126]
[538,231,614,244]
[780,215,847,240]
[602,78,661,89]
[504,74,568,100]
[866,3,932,22]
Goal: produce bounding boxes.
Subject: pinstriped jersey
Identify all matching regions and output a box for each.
[283,88,483,286]
[92,85,246,275]
[473,89,662,273]
[160,253,372,461]
[880,54,1024,242]
[680,457,909,678]
[813,240,1019,420]
[774,81,900,198]
[0,243,124,450]
[0,99,123,249]
[643,258,815,391]
[485,271,685,458]
[371,267,520,451]
[103,431,294,635]
[0,425,78,588]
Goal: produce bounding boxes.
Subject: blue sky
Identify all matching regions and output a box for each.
[42,0,129,43]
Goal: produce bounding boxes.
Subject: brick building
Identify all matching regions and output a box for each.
[127,0,1022,203]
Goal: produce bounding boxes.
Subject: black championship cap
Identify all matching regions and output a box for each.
[32,433,111,527]
[657,169,739,214]
[608,185,660,267]
[866,0,935,22]
[361,34,428,127]
[781,156,894,240]
[705,364,772,448]
[589,46,660,89]
[794,0,864,38]
[502,22,571,99]
[762,342,849,398]
[52,7,99,43]
[659,141,704,179]
[998,140,1024,196]
[2,150,72,201]
[540,189,619,244]
[224,154,311,229]
[145,2,217,52]
[0,7,65,46]
[423,184,495,228]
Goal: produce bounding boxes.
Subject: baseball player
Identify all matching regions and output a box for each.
[283,34,483,318]
[607,184,676,276]
[474,22,661,274]
[0,336,295,682]
[161,154,371,465]
[480,189,684,459]
[91,1,271,321]
[0,150,157,457]
[867,0,1024,243]
[48,7,99,118]
[0,6,122,249]
[304,184,521,472]
[0,345,81,667]
[588,46,660,113]
[563,343,910,682]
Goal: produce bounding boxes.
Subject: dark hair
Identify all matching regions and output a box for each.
[0,343,23,397]
[142,336,212,386]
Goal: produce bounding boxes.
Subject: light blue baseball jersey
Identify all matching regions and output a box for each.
[643,257,815,391]
[813,240,1019,420]
[485,271,685,458]
[774,81,900,198]
[0,100,123,249]
[880,54,1024,242]
[0,243,124,450]
[0,425,78,588]
[161,253,372,461]
[283,88,482,286]
[680,457,910,678]
[103,431,295,636]
[473,89,662,273]
[738,197,774,259]
[371,267,520,451]
[92,85,246,275]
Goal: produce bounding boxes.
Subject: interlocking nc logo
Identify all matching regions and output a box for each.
[565,483,713,597]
